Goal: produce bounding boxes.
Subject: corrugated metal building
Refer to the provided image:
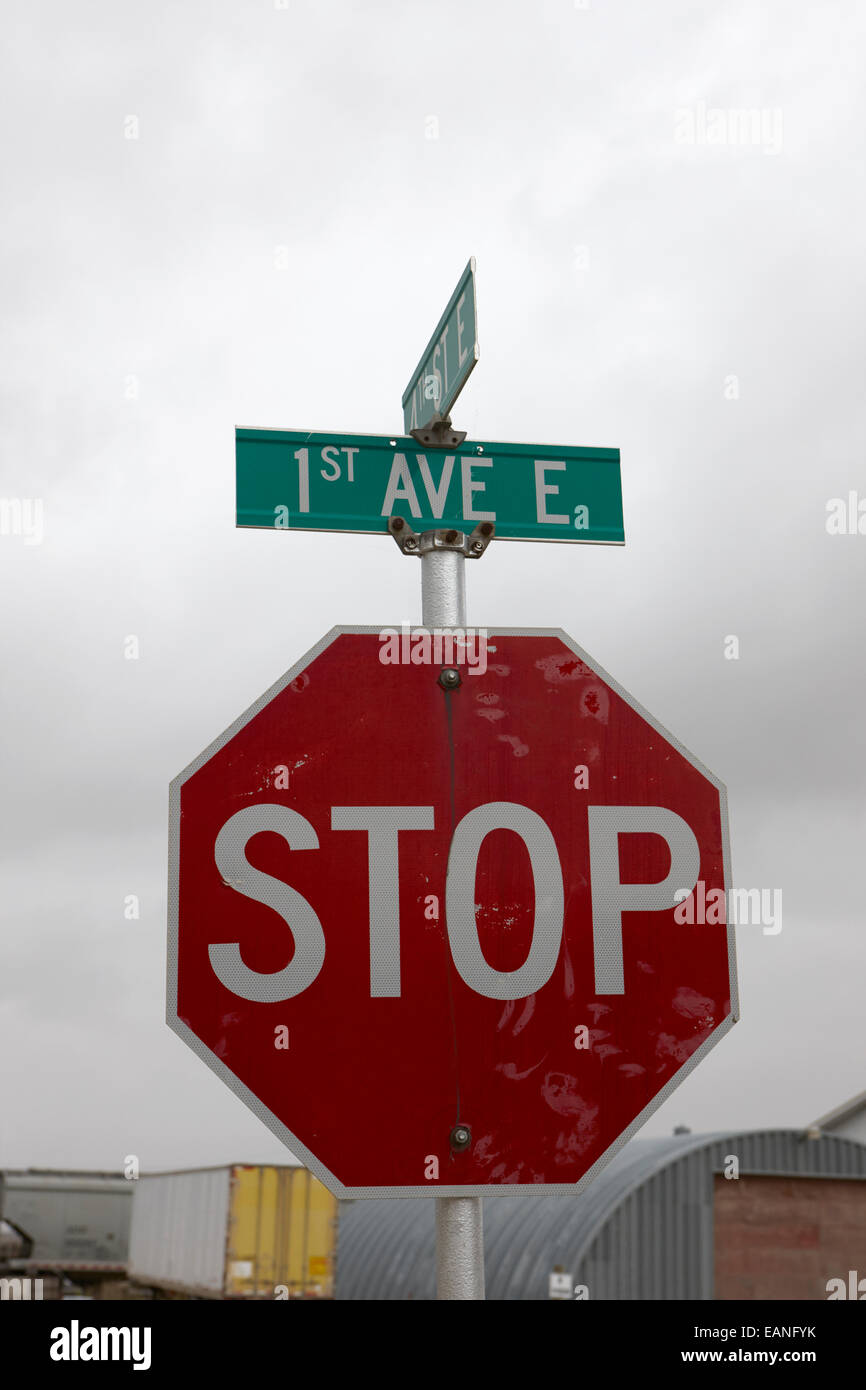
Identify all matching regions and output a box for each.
[335,1129,866,1300]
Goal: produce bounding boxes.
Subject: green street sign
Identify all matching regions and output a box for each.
[402,258,479,433]
[236,428,624,544]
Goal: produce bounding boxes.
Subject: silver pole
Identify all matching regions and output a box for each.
[436,1196,484,1300]
[421,547,466,628]
[420,536,485,1301]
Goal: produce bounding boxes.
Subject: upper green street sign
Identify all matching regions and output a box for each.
[236,428,624,544]
[402,259,479,433]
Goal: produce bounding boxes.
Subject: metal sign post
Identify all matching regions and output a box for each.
[399,265,487,1298]
[394,515,489,1301]
[402,261,486,1301]
[436,1193,484,1301]
[424,537,484,1301]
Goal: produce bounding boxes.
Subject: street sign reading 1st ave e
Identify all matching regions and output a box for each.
[236,429,624,544]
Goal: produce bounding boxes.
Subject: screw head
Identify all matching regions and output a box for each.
[391,517,404,531]
[470,539,484,553]
[404,536,418,551]
[450,1124,472,1152]
[438,667,461,690]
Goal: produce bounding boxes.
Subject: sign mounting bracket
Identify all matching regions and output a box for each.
[387,516,495,560]
[409,417,467,450]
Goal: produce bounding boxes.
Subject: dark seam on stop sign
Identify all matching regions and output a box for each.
[442,683,463,1142]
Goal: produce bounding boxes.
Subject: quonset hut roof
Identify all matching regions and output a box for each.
[335,1129,866,1300]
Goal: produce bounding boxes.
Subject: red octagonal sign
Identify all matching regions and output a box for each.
[169,627,736,1197]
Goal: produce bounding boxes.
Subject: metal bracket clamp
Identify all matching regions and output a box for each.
[409,417,467,449]
[388,517,495,559]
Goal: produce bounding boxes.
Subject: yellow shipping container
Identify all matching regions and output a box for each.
[225,1166,337,1299]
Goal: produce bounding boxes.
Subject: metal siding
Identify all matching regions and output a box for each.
[493,1199,549,1300]
[379,1202,433,1300]
[832,1114,866,1142]
[337,1206,436,1301]
[653,1171,666,1296]
[700,1155,715,1299]
[335,1131,866,1300]
[672,1162,683,1298]
[617,1194,630,1298]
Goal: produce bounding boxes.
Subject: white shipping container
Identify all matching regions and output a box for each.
[129,1168,231,1296]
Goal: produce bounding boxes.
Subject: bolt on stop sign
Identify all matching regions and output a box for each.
[168,627,737,1197]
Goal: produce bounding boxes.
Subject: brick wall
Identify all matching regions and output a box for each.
[714,1174,866,1300]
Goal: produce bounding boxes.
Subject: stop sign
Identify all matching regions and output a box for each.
[169,627,736,1197]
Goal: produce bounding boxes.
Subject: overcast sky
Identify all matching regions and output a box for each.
[1,0,864,1174]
